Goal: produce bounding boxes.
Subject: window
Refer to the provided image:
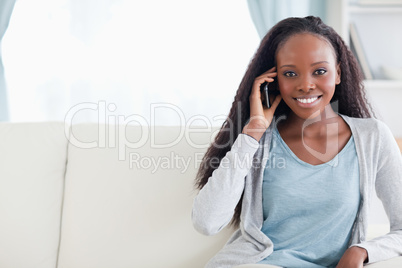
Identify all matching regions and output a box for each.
[3,0,259,126]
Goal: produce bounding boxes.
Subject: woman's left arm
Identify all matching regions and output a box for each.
[352,123,402,264]
[336,246,367,268]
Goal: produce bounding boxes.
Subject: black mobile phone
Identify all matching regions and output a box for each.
[260,80,279,108]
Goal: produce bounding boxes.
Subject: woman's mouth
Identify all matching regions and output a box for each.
[294,95,322,106]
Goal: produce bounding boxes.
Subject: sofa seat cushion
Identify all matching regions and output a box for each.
[57,124,232,268]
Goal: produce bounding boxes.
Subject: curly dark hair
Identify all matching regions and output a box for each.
[195,16,374,228]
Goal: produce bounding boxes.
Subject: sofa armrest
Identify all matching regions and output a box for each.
[232,256,402,268]
[365,256,402,267]
[233,265,281,268]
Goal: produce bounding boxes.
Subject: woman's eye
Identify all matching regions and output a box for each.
[314,69,327,75]
[284,71,296,77]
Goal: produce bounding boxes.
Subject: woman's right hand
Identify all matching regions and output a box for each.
[242,66,282,142]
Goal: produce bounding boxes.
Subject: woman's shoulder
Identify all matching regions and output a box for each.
[340,114,389,134]
[340,114,397,149]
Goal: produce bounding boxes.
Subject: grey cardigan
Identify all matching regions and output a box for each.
[192,115,402,268]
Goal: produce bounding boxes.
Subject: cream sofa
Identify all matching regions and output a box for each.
[0,122,400,268]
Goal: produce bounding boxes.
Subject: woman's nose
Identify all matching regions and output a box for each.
[299,76,316,92]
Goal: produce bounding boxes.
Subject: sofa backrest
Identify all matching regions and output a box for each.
[0,122,395,268]
[0,122,68,268]
[56,124,234,268]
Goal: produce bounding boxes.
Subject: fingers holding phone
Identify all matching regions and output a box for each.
[261,82,278,109]
[250,66,281,116]
[243,67,282,141]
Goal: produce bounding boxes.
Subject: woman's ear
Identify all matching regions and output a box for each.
[336,63,341,85]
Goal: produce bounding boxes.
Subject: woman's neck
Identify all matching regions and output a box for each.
[278,105,341,139]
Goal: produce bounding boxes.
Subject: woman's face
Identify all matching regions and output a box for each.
[275,33,341,120]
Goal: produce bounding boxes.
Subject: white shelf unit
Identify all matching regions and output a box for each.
[326,0,402,137]
[349,5,402,78]
[327,0,402,76]
[348,5,402,13]
[364,80,402,90]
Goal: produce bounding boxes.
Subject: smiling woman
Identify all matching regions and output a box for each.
[192,16,402,268]
[2,0,259,125]
[276,34,341,121]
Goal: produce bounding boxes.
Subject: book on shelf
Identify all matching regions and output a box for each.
[349,22,373,80]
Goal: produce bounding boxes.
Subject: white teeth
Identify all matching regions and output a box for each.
[297,97,318,104]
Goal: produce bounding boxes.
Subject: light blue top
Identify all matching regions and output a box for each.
[193,115,402,267]
[258,128,360,268]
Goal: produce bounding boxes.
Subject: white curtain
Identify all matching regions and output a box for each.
[0,0,16,121]
[3,0,260,125]
[247,0,327,39]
